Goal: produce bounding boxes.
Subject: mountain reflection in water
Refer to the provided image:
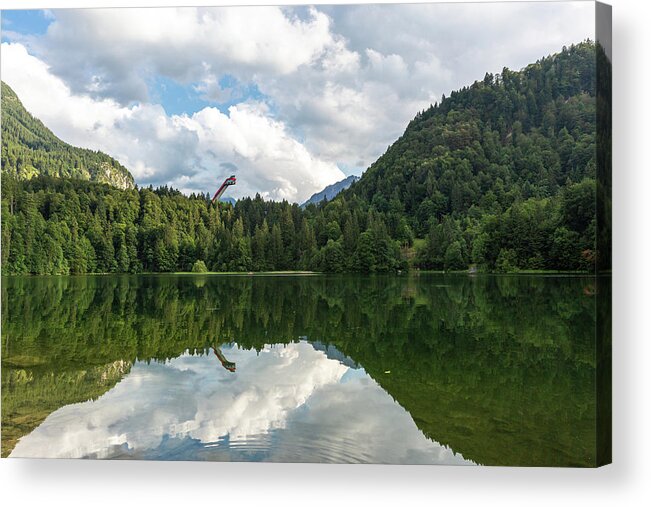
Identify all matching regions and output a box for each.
[1,273,605,465]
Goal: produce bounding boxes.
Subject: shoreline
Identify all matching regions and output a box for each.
[0,270,608,278]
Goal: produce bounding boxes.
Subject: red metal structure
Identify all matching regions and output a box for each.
[211,175,236,204]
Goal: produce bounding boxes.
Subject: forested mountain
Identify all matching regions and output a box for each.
[301,175,360,208]
[1,82,134,190]
[342,40,603,271]
[0,42,607,275]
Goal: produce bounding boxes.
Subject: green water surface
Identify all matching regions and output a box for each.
[1,274,604,465]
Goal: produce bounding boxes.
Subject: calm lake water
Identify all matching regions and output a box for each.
[1,273,605,465]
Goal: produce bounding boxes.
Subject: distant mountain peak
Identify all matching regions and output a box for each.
[301,175,360,208]
[220,196,237,206]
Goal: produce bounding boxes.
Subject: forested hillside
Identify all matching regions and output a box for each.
[1,82,134,190]
[0,42,606,275]
[343,40,601,271]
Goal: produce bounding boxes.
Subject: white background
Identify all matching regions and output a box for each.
[0,0,649,505]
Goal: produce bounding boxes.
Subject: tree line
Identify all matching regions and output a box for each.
[0,175,405,274]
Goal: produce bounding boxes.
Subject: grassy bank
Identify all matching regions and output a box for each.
[171,271,320,276]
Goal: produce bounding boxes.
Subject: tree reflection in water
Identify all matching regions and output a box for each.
[1,273,606,466]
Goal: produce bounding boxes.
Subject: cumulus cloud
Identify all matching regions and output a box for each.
[32,7,334,104]
[9,342,472,464]
[1,42,344,202]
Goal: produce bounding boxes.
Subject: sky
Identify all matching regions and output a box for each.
[0,2,595,203]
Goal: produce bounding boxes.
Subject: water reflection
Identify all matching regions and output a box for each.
[10,342,469,464]
[1,274,605,465]
[213,345,236,372]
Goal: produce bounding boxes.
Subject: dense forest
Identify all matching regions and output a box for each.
[1,41,608,275]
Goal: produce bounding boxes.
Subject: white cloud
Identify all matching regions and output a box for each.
[9,342,473,464]
[176,103,345,200]
[32,7,334,104]
[1,42,344,202]
[1,2,595,196]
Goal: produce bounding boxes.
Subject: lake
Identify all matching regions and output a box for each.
[1,273,605,465]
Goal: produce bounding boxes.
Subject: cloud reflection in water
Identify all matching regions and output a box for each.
[11,342,472,464]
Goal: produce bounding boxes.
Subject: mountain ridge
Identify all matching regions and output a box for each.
[1,81,135,190]
[301,174,360,208]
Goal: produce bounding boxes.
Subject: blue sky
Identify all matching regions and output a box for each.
[1,9,51,38]
[147,74,269,117]
[0,3,595,202]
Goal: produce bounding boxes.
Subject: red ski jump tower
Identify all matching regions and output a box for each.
[211,175,237,204]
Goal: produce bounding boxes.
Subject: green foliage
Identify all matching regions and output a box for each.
[444,241,465,270]
[1,82,134,189]
[191,259,208,273]
[495,248,519,273]
[0,175,406,275]
[322,239,345,273]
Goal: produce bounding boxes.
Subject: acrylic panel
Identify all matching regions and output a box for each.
[0,1,612,466]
